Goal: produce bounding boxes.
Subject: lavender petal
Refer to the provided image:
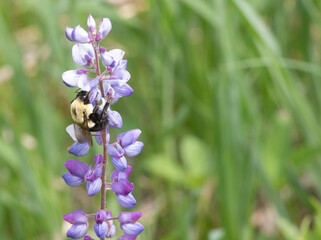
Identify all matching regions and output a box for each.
[68,141,90,157]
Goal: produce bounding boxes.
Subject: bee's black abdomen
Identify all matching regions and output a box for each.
[88,112,108,131]
[88,101,109,132]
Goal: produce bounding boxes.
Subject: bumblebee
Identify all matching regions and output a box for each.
[70,90,109,145]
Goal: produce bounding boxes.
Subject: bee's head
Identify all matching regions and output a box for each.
[76,91,91,104]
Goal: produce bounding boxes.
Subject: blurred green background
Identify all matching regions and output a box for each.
[1,0,321,239]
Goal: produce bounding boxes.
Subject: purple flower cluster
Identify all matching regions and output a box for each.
[61,14,144,239]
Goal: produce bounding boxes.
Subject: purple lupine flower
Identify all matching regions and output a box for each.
[85,155,103,196]
[62,160,89,187]
[110,166,136,208]
[63,209,88,239]
[117,129,144,157]
[108,143,127,171]
[118,212,143,238]
[66,124,90,156]
[72,43,95,67]
[108,130,143,171]
[62,155,103,196]
[93,210,116,238]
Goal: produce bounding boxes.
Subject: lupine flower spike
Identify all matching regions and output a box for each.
[61,14,144,239]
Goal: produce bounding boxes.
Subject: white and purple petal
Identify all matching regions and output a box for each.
[101,51,114,67]
[108,49,125,64]
[118,129,142,148]
[62,70,81,87]
[106,78,129,87]
[62,173,84,187]
[96,18,112,41]
[67,223,88,239]
[94,222,108,239]
[124,141,144,157]
[113,84,133,97]
[77,74,91,91]
[87,178,102,196]
[107,143,124,159]
[107,110,123,128]
[72,25,90,43]
[111,156,127,172]
[72,43,94,67]
[88,77,100,89]
[68,141,90,157]
[113,69,131,83]
[116,193,136,208]
[121,222,144,236]
[65,26,74,41]
[87,14,96,33]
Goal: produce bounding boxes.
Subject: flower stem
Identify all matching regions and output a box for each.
[93,42,108,240]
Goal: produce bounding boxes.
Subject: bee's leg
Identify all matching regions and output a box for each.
[101,102,109,119]
[93,105,99,114]
[83,111,90,129]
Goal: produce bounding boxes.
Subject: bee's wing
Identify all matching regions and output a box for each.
[74,123,93,146]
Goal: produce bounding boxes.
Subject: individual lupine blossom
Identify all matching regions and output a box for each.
[100,48,133,104]
[62,14,144,240]
[107,130,143,171]
[62,155,103,196]
[118,212,144,239]
[63,209,88,239]
[94,210,116,238]
[110,166,136,208]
